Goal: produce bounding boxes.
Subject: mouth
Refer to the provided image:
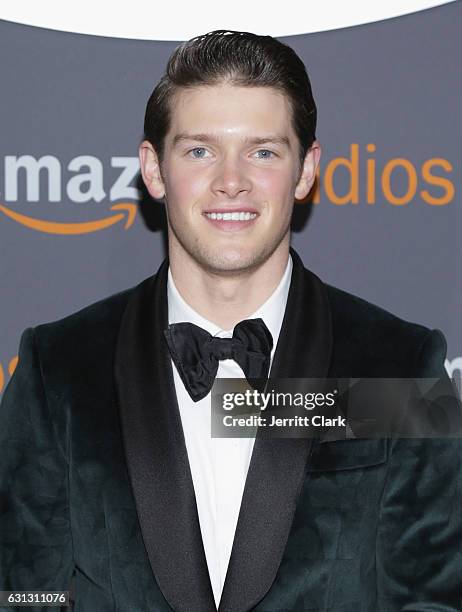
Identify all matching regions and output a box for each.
[204,211,257,221]
[202,209,259,231]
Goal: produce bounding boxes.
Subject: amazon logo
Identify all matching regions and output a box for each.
[0,155,139,234]
[1,149,455,231]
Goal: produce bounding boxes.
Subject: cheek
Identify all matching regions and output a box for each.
[254,166,294,195]
[254,168,296,214]
[164,166,207,210]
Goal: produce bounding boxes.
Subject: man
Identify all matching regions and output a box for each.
[1,30,461,612]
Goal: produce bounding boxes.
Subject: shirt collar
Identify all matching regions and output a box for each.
[167,255,293,351]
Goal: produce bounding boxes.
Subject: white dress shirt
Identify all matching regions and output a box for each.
[167,256,293,609]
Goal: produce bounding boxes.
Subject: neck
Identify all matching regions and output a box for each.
[169,242,290,330]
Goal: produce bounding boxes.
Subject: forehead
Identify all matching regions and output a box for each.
[166,83,295,140]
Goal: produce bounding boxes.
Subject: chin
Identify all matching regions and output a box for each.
[194,245,273,276]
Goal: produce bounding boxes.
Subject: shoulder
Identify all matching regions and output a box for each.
[30,276,154,371]
[35,284,136,341]
[326,282,429,340]
[324,283,447,377]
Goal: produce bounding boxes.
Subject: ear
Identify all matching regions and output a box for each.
[139,140,166,199]
[294,140,321,201]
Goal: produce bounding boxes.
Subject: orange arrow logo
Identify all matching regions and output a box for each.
[0,356,18,394]
[0,202,137,234]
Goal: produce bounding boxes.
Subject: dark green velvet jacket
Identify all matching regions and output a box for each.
[1,249,461,611]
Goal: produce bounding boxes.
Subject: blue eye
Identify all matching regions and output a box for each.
[255,149,275,159]
[189,147,208,158]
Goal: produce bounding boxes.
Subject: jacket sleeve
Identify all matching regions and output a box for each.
[376,329,462,611]
[0,328,74,611]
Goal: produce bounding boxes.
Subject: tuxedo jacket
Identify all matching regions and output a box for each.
[1,249,461,612]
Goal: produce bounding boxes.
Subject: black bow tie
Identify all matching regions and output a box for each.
[164,318,273,402]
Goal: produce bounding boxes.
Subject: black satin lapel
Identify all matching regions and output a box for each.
[269,247,333,381]
[219,248,333,612]
[115,260,216,612]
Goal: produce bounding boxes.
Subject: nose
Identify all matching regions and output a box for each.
[210,154,252,198]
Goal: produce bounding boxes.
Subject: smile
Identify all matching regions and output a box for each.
[204,212,257,221]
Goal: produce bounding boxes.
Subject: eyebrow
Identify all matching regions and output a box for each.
[172,132,291,149]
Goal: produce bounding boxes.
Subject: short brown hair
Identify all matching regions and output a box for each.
[143,30,317,165]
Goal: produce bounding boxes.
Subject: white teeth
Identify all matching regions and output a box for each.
[205,211,257,221]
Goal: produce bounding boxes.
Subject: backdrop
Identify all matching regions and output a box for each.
[1,2,460,397]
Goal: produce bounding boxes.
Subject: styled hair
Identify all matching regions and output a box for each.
[143,30,317,164]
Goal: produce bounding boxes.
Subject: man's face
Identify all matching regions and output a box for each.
[140,82,319,274]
